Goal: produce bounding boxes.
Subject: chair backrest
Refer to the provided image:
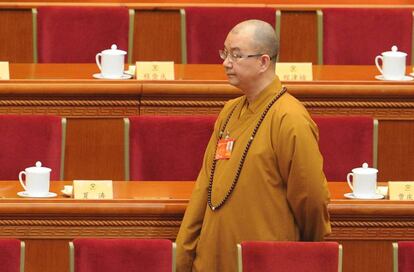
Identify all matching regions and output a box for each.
[313,115,377,181]
[0,239,25,272]
[238,241,342,272]
[70,238,174,272]
[318,8,413,65]
[181,7,279,64]
[34,7,132,63]
[393,241,414,272]
[0,115,65,180]
[125,115,216,181]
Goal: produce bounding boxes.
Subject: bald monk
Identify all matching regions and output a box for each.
[176,19,331,272]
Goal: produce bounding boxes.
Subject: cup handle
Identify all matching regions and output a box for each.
[346,173,354,191]
[375,55,383,75]
[95,53,103,72]
[18,171,27,191]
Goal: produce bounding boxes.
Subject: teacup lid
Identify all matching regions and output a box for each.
[101,44,127,56]
[25,161,51,173]
[352,162,378,174]
[382,45,407,57]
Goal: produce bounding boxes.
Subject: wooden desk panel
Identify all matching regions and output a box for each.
[0,181,412,272]
[2,64,414,181]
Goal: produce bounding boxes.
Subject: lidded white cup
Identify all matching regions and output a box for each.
[375,45,407,80]
[347,163,378,198]
[95,44,127,79]
[18,161,51,196]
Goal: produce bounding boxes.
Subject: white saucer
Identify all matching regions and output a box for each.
[61,190,72,197]
[93,73,132,80]
[17,191,57,198]
[375,75,413,81]
[344,192,384,200]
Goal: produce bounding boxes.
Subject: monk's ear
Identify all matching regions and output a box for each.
[258,54,271,72]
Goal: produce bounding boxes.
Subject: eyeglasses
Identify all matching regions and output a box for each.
[219,49,277,62]
[219,49,264,62]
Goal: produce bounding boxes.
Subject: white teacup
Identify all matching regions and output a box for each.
[18,161,51,196]
[63,185,73,195]
[95,44,127,79]
[375,45,407,80]
[347,163,378,198]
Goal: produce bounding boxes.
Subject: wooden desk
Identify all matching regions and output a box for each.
[0,181,412,272]
[1,64,414,182]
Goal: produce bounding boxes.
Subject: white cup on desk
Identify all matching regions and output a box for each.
[18,161,51,196]
[95,44,127,79]
[375,45,407,80]
[347,163,378,198]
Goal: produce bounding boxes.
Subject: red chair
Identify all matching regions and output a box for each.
[70,238,174,272]
[0,239,25,272]
[125,115,216,181]
[393,242,414,272]
[0,115,64,180]
[35,7,131,63]
[181,7,279,64]
[238,241,342,272]
[318,8,413,65]
[313,115,376,181]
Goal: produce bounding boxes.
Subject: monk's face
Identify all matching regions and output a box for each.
[222,28,262,92]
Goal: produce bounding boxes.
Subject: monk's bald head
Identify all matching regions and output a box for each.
[230,20,279,63]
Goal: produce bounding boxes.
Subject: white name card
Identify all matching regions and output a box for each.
[0,62,10,80]
[388,181,414,200]
[276,62,313,81]
[73,180,113,199]
[136,61,175,80]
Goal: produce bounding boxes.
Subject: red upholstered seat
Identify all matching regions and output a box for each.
[0,115,63,180]
[313,115,375,181]
[238,241,341,272]
[321,8,413,65]
[36,7,129,63]
[394,241,414,272]
[183,7,277,64]
[71,238,173,272]
[0,239,22,272]
[127,115,216,181]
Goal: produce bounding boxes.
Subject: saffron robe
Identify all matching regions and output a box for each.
[176,78,331,272]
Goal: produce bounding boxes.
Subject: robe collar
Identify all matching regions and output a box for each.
[241,77,284,114]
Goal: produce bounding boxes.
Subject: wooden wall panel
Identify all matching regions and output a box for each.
[25,240,69,272]
[133,10,182,63]
[0,9,33,63]
[341,241,392,272]
[279,11,317,63]
[378,120,414,182]
[64,118,125,181]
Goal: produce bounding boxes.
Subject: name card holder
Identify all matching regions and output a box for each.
[276,62,313,81]
[136,61,174,80]
[0,62,10,80]
[73,180,113,200]
[388,181,414,200]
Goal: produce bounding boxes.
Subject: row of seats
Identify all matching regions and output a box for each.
[2,239,414,271]
[28,7,413,64]
[0,114,376,181]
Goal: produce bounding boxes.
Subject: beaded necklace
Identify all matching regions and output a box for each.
[208,87,287,211]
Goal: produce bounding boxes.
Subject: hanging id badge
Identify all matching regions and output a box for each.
[215,136,235,160]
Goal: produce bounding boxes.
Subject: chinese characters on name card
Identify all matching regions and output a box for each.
[388,181,414,200]
[0,62,10,80]
[275,62,312,81]
[136,61,175,80]
[73,180,113,199]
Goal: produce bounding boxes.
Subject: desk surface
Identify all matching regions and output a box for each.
[0,180,412,272]
[0,181,413,215]
[6,63,414,83]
